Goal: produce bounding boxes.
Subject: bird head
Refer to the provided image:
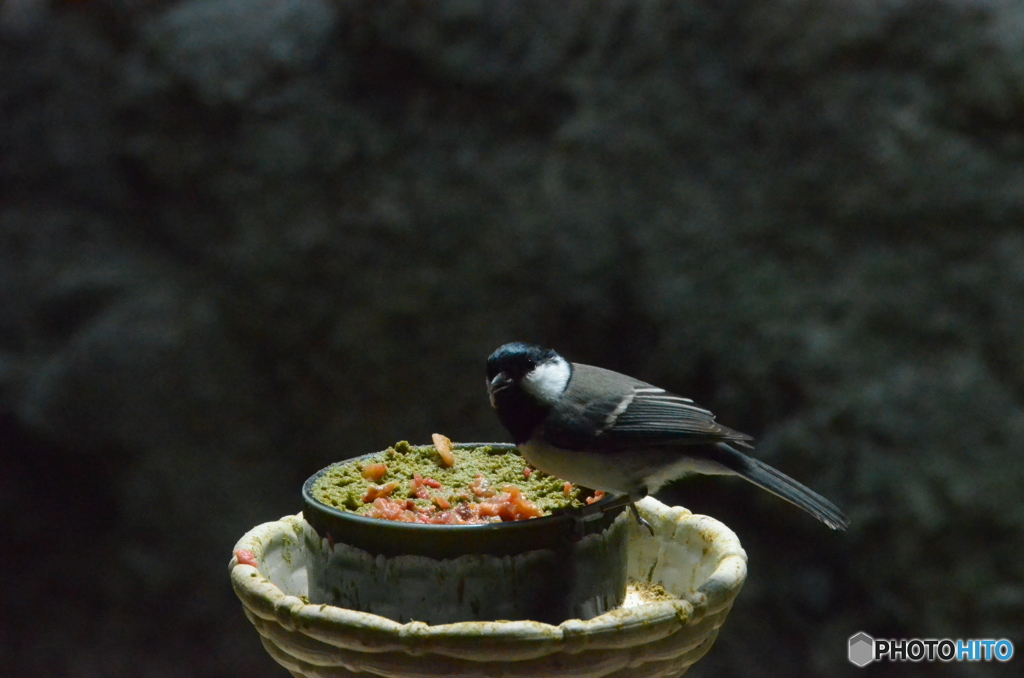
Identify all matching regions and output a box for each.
[486,342,571,409]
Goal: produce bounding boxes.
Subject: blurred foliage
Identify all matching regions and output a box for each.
[2,1,1022,677]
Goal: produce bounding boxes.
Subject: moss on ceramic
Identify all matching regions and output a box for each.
[623,580,675,606]
[310,441,592,516]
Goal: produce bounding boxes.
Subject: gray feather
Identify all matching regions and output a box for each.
[713,443,849,530]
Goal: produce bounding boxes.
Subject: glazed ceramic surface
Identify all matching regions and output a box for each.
[230,497,747,678]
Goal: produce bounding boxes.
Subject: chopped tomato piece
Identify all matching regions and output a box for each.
[366,497,417,522]
[503,485,543,520]
[362,481,399,503]
[233,549,258,567]
[360,463,388,481]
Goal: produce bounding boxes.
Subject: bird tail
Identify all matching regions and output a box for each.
[715,443,850,530]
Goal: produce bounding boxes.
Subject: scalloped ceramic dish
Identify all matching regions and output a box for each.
[230,497,747,678]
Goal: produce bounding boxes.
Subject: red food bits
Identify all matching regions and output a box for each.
[474,486,543,521]
[563,481,573,498]
[502,485,543,520]
[469,474,495,498]
[233,549,258,567]
[411,473,441,499]
[586,490,606,505]
[366,497,417,522]
[354,459,557,525]
[429,509,472,525]
[362,481,399,503]
[360,463,388,481]
[476,500,502,519]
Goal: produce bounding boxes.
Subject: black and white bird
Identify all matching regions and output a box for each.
[486,342,848,531]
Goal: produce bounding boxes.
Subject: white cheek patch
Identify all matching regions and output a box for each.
[522,357,571,404]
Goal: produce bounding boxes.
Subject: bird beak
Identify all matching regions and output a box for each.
[487,372,512,408]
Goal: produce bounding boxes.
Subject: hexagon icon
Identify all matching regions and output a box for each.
[849,632,875,667]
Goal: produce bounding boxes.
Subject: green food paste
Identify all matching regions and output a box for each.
[310,442,593,516]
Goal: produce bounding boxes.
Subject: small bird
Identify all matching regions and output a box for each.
[486,342,849,531]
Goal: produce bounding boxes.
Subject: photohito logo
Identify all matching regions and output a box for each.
[848,632,1014,666]
[849,632,875,667]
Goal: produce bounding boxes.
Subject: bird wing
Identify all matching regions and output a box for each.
[542,364,754,451]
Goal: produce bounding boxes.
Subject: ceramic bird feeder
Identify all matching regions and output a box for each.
[230,492,747,677]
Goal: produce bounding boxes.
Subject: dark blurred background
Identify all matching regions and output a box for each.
[2,0,1022,676]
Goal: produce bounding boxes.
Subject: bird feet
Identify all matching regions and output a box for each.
[629,503,654,536]
[570,486,654,535]
[625,487,654,536]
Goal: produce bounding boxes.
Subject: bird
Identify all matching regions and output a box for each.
[486,342,849,532]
